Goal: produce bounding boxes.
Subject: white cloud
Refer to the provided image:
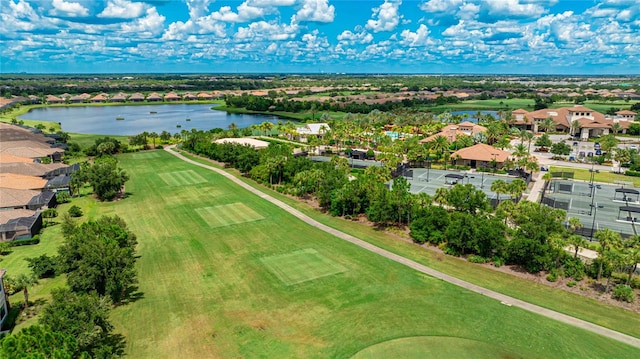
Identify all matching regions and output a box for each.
[366,0,403,33]
[185,0,214,19]
[400,24,432,47]
[99,0,147,19]
[337,29,373,45]
[485,0,546,18]
[419,0,463,13]
[458,2,480,20]
[292,0,335,23]
[50,0,89,17]
[121,8,165,36]
[265,42,278,53]
[210,3,265,23]
[234,21,298,41]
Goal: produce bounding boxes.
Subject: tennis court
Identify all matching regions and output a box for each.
[542,179,640,239]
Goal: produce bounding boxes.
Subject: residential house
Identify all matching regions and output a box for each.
[0,173,48,190]
[420,122,487,143]
[450,143,510,169]
[0,269,8,329]
[147,92,163,102]
[111,92,128,102]
[0,188,56,211]
[90,93,109,103]
[0,210,42,241]
[182,93,197,101]
[45,94,64,104]
[197,92,214,100]
[129,92,145,102]
[164,92,181,102]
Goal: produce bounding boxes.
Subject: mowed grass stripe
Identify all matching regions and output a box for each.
[158,170,207,186]
[261,249,347,285]
[102,150,640,358]
[133,152,161,160]
[196,203,264,228]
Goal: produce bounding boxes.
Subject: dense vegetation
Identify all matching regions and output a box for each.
[181,133,640,293]
[1,216,137,358]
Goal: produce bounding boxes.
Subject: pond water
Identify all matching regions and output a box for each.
[18,104,285,135]
[449,110,500,122]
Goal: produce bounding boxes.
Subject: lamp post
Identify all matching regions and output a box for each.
[589,184,601,215]
[426,154,431,182]
[590,203,604,241]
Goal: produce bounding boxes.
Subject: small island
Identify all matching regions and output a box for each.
[116,116,124,120]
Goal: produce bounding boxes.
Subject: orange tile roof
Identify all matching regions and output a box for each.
[0,188,40,208]
[0,209,36,225]
[616,110,636,115]
[0,153,34,163]
[451,144,510,162]
[0,173,47,190]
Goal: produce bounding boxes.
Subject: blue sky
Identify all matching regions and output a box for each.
[1,0,639,74]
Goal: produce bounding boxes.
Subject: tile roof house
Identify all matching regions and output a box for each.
[182,92,197,101]
[0,162,67,177]
[69,93,90,103]
[0,188,56,210]
[147,92,163,102]
[0,153,34,164]
[511,105,632,140]
[45,95,64,104]
[164,92,181,101]
[0,210,42,241]
[197,92,214,100]
[451,144,510,169]
[421,122,487,143]
[90,93,109,103]
[111,92,128,102]
[129,92,146,102]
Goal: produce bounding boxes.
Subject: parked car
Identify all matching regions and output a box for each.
[573,142,579,146]
[595,149,602,156]
[594,142,601,150]
[587,152,594,157]
[630,144,638,151]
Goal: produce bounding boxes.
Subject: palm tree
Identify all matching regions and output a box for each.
[508,179,527,201]
[548,233,568,268]
[539,118,555,133]
[429,135,450,164]
[434,187,449,206]
[614,148,631,173]
[525,158,539,175]
[15,274,38,309]
[570,120,581,138]
[594,228,622,281]
[567,234,588,258]
[611,122,623,135]
[150,131,159,149]
[513,143,528,159]
[622,236,640,285]
[260,121,274,136]
[491,179,508,203]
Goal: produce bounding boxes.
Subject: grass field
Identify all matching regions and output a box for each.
[2,150,640,357]
[105,150,639,358]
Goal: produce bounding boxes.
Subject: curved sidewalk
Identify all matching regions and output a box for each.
[165,146,640,349]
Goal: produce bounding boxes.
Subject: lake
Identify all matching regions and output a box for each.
[18,104,285,135]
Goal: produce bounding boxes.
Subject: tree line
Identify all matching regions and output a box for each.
[0,215,138,358]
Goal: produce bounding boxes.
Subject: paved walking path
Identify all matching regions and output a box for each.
[165,146,640,349]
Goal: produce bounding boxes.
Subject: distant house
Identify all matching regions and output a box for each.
[451,144,510,169]
[164,92,181,102]
[0,269,8,329]
[69,93,90,103]
[0,210,42,241]
[147,92,163,102]
[0,188,56,210]
[197,92,214,100]
[182,93,197,101]
[420,122,487,143]
[129,92,145,102]
[45,95,64,104]
[0,173,48,190]
[111,92,128,102]
[90,93,109,103]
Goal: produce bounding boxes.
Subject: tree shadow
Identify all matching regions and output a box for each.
[100,333,127,357]
[118,285,144,305]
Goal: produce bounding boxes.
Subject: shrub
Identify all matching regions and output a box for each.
[612,284,635,303]
[156,145,163,150]
[9,236,40,247]
[566,281,577,287]
[26,254,57,278]
[68,205,83,218]
[546,269,560,282]
[625,170,640,177]
[562,256,585,281]
[56,191,71,204]
[467,255,490,264]
[492,256,504,267]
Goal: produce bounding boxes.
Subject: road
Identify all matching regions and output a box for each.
[166,146,640,349]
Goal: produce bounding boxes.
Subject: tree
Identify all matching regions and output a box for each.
[40,289,120,357]
[447,184,489,214]
[0,325,87,359]
[507,179,527,201]
[550,142,572,156]
[26,254,57,278]
[14,274,37,309]
[58,216,137,304]
[80,156,129,201]
[535,133,552,148]
[594,228,622,281]
[149,131,159,148]
[68,205,83,217]
[539,118,555,133]
[567,234,588,258]
[491,179,508,203]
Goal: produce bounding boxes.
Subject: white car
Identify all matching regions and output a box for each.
[630,144,638,150]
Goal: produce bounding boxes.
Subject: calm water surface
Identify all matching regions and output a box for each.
[18,104,284,135]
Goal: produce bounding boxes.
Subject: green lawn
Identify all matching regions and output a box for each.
[106,150,638,358]
[2,150,639,358]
